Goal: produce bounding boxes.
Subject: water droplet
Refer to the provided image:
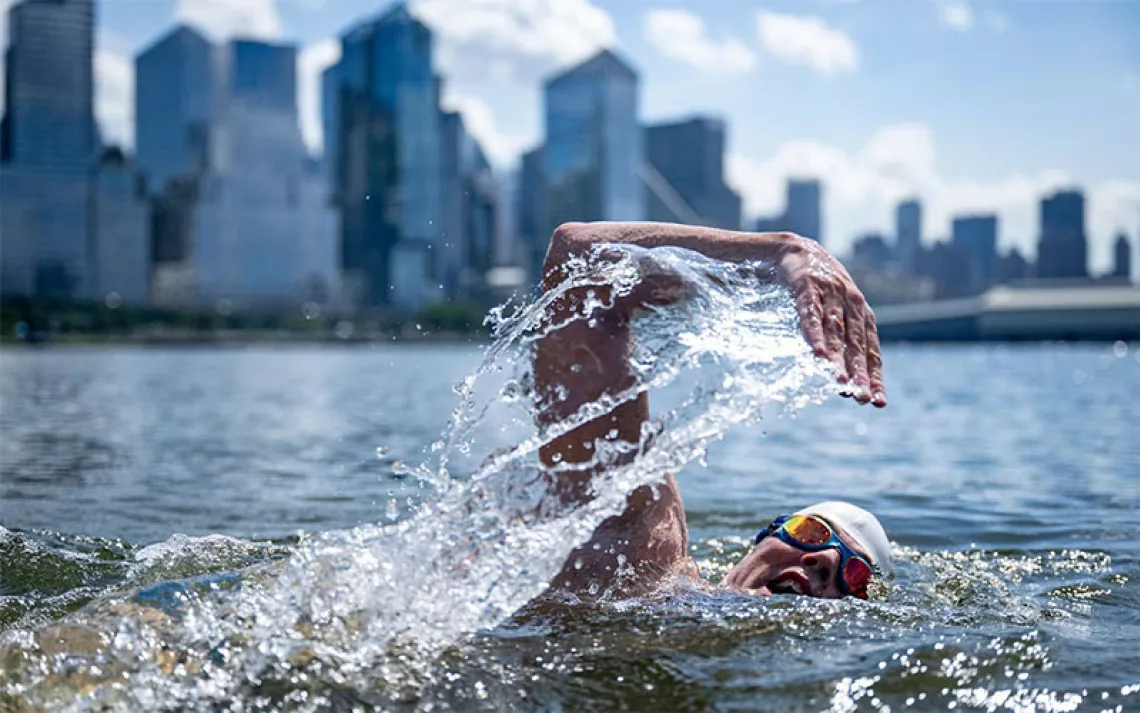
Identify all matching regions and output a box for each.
[501,380,523,402]
[375,446,389,459]
[573,558,583,570]
[1113,340,1128,358]
[386,498,399,521]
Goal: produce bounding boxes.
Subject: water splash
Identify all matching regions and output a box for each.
[2,245,838,709]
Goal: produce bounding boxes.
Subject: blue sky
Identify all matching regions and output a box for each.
[3,0,1138,271]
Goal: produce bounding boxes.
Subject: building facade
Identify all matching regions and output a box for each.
[439,111,498,301]
[895,199,922,276]
[951,214,999,295]
[0,0,96,167]
[543,50,643,238]
[643,116,740,230]
[784,179,822,244]
[0,0,96,299]
[327,4,443,308]
[134,25,213,195]
[91,149,150,305]
[1113,232,1132,281]
[191,39,339,307]
[1037,189,1088,280]
[516,145,547,283]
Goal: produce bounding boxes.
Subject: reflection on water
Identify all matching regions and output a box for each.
[1,249,1139,710]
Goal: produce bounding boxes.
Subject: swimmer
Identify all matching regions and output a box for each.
[536,221,891,599]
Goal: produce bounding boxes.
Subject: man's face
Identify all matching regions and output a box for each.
[721,526,865,599]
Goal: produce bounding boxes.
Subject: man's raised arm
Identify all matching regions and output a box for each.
[535,222,885,591]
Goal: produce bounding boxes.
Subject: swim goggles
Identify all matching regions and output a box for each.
[755,514,875,599]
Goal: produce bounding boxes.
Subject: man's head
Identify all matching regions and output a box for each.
[722,501,891,599]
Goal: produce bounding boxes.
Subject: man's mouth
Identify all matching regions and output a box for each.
[766,571,814,597]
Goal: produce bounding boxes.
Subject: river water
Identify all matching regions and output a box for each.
[2,254,1139,711]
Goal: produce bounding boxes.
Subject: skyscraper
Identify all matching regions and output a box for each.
[0,0,96,299]
[516,145,547,283]
[192,38,338,306]
[0,0,95,167]
[1037,189,1088,280]
[134,25,213,194]
[327,4,443,308]
[785,179,822,244]
[1113,232,1132,281]
[439,110,498,301]
[644,116,741,230]
[895,199,922,276]
[951,214,999,295]
[91,148,149,305]
[543,49,643,238]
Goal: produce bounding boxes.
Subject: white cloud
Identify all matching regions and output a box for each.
[940,1,973,31]
[95,35,135,149]
[175,0,282,41]
[756,11,858,75]
[645,9,756,74]
[297,38,340,154]
[727,123,1140,273]
[441,90,527,167]
[409,0,616,82]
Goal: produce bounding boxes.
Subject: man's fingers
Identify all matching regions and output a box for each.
[794,283,827,359]
[865,309,887,407]
[822,297,847,381]
[844,299,870,403]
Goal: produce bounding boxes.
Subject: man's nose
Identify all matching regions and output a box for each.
[801,548,841,591]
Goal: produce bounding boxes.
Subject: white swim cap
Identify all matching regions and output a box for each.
[794,501,892,576]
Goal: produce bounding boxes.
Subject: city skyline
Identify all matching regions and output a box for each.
[2,0,1134,275]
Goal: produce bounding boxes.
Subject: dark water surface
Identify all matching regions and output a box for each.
[2,343,1139,711]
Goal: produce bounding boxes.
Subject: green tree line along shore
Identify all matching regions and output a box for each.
[0,297,493,344]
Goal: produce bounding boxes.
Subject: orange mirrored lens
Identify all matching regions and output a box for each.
[783,515,833,546]
[844,557,873,597]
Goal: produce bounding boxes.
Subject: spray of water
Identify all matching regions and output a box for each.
[2,245,838,710]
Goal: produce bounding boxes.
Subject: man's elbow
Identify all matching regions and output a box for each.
[542,222,591,289]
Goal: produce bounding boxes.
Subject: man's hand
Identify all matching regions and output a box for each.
[778,238,886,407]
[544,222,886,407]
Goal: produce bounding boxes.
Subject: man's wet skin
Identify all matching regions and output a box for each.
[536,222,890,598]
[722,525,869,599]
